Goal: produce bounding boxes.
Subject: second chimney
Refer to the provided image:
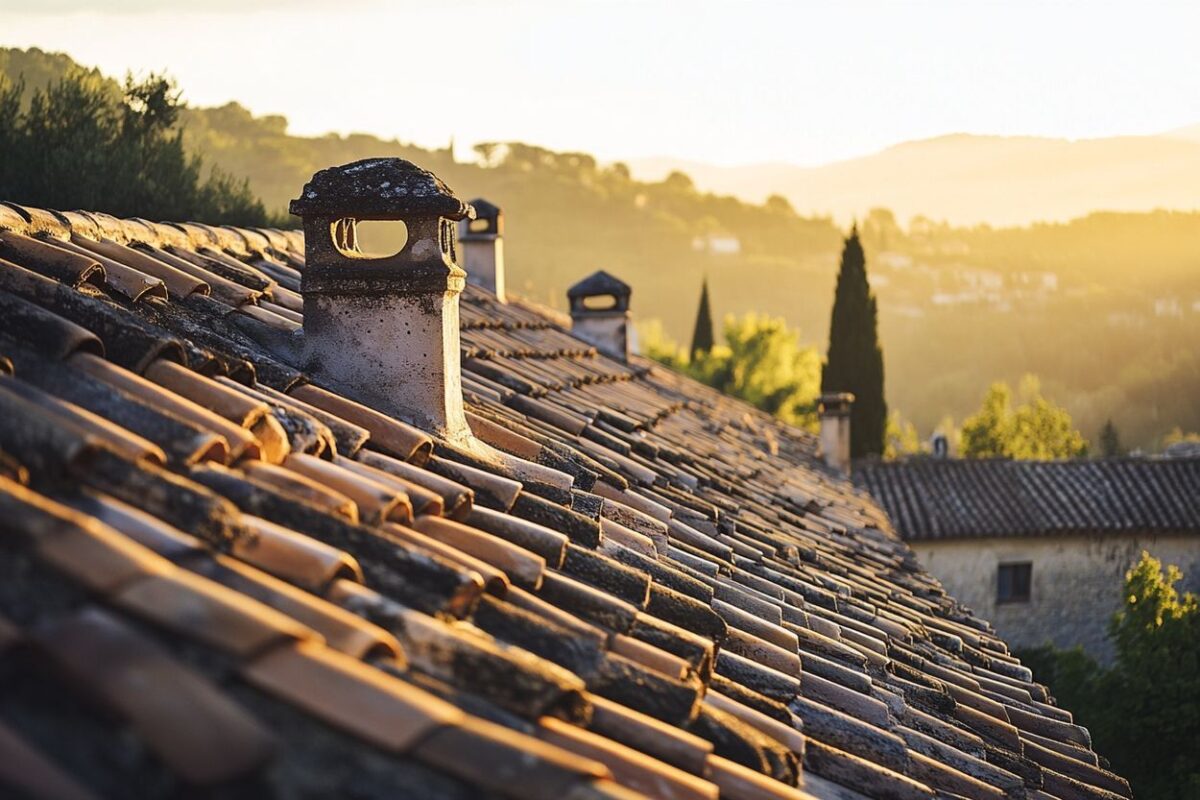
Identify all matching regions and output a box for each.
[459,198,505,302]
[568,271,632,361]
[290,158,475,440]
[818,392,854,475]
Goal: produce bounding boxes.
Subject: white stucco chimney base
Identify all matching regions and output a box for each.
[304,290,470,441]
[819,392,855,475]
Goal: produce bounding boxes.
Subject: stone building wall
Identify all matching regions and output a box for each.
[911,533,1200,663]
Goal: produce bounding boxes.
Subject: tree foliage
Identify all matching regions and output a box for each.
[1019,553,1200,800]
[643,313,821,429]
[884,410,922,459]
[960,376,1088,459]
[0,67,269,226]
[822,228,887,457]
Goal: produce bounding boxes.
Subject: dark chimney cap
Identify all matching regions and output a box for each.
[289,158,475,220]
[567,270,631,301]
[461,197,503,238]
[568,270,631,314]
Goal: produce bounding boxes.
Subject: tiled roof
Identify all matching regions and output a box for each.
[0,199,1132,800]
[855,457,1200,542]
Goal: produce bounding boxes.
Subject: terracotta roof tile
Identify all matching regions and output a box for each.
[241,460,359,520]
[241,637,461,751]
[285,453,413,526]
[36,606,276,785]
[233,514,363,590]
[197,555,401,661]
[538,715,719,800]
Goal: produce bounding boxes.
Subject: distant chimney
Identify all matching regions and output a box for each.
[818,392,854,474]
[931,432,949,459]
[568,271,631,361]
[290,158,476,441]
[459,198,505,301]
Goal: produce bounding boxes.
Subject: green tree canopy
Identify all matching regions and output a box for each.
[960,376,1088,459]
[0,68,268,225]
[884,410,922,459]
[642,313,820,429]
[710,313,821,426]
[822,227,887,457]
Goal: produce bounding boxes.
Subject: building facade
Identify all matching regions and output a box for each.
[856,457,1200,662]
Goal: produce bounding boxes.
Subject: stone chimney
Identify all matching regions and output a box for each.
[568,271,631,361]
[459,198,505,301]
[818,392,854,475]
[290,158,476,441]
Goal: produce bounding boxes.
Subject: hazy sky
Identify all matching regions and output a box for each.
[3,1,1200,166]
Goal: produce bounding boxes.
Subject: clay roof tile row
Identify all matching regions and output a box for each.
[856,458,1200,541]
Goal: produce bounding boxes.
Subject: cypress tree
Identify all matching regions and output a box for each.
[689,276,715,361]
[822,226,887,457]
[1099,419,1122,457]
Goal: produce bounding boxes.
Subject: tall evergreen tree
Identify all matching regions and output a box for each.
[822,226,887,457]
[1099,419,1122,457]
[690,276,715,360]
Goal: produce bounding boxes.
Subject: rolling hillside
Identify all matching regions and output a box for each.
[630,132,1200,226]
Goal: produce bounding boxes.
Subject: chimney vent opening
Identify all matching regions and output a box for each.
[581,294,619,311]
[330,218,409,260]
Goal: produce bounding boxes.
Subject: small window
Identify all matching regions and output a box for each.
[997,562,1032,604]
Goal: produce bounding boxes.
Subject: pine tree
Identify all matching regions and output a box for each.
[1099,419,1122,457]
[689,276,715,361]
[822,226,887,457]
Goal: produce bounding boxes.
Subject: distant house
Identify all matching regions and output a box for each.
[856,457,1200,662]
[691,232,741,255]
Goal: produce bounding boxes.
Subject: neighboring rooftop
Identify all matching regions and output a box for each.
[855,457,1200,541]
[0,177,1132,800]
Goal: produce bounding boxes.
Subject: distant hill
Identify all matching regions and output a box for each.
[0,46,842,329]
[629,132,1200,226]
[1162,123,1200,143]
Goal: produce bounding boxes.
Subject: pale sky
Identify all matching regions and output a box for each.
[3,0,1200,167]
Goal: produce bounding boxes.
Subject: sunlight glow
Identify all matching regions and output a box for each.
[2,0,1199,167]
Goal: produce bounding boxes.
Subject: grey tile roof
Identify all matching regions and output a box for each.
[855,457,1200,541]
[0,200,1132,800]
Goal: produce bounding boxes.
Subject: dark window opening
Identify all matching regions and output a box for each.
[997,562,1032,604]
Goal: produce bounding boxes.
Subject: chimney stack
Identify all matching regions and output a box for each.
[818,392,854,475]
[568,271,631,361]
[290,158,475,441]
[459,198,505,301]
[931,432,949,458]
